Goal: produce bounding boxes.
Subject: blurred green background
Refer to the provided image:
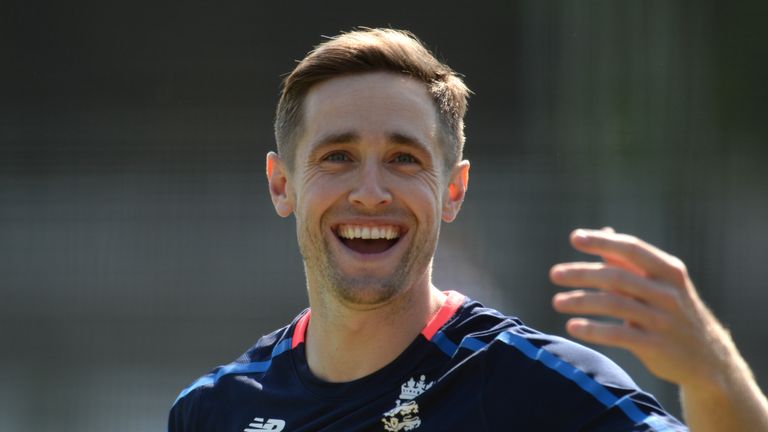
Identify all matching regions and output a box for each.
[2,1,767,430]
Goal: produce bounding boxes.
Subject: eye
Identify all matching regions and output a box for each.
[322,151,351,163]
[391,153,419,164]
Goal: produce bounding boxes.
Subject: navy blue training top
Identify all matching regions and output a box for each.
[169,291,687,431]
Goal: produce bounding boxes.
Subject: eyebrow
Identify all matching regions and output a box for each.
[309,131,360,152]
[308,130,432,156]
[388,132,431,155]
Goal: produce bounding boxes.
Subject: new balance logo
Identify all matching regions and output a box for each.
[244,417,286,432]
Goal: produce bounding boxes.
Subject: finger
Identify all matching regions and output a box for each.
[569,229,688,286]
[596,228,639,273]
[553,290,670,331]
[550,262,680,311]
[565,318,650,352]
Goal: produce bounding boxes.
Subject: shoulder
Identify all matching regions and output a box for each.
[437,296,687,430]
[442,298,636,387]
[168,311,306,429]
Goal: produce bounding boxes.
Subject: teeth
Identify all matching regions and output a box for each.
[338,224,400,240]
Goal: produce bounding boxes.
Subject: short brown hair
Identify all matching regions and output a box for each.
[274,28,470,170]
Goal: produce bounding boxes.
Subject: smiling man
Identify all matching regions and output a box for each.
[169,28,768,432]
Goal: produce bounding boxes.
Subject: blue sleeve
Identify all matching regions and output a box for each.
[577,391,688,431]
[479,329,688,431]
[542,336,688,431]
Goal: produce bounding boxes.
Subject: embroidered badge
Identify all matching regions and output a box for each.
[381,375,433,431]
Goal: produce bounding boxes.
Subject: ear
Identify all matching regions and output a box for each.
[442,160,470,223]
[266,151,294,217]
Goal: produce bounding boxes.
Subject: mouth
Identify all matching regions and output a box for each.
[332,224,405,254]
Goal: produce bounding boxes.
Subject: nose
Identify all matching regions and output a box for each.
[348,159,392,209]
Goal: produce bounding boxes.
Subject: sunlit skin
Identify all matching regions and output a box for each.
[267,72,469,382]
[551,227,768,431]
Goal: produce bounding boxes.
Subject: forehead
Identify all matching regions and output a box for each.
[298,72,441,157]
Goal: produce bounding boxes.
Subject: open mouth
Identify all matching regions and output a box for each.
[334,224,403,254]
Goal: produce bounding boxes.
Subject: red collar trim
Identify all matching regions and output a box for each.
[291,309,311,349]
[290,291,465,348]
[420,290,465,341]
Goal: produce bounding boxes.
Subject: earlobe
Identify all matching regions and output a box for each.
[266,152,294,217]
[442,160,470,223]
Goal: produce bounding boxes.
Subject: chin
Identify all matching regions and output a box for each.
[331,276,404,307]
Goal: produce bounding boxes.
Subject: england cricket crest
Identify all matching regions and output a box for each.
[381,375,433,432]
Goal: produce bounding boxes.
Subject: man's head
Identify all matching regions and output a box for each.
[267,29,471,308]
[274,28,470,172]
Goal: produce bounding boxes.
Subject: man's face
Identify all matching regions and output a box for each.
[268,72,468,308]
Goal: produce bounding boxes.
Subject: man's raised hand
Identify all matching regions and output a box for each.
[550,228,768,431]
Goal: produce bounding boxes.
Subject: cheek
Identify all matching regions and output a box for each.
[296,176,347,219]
[392,176,443,219]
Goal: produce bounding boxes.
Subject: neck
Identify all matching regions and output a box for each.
[304,279,446,383]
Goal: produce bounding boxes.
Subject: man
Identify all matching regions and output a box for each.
[169,28,768,431]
